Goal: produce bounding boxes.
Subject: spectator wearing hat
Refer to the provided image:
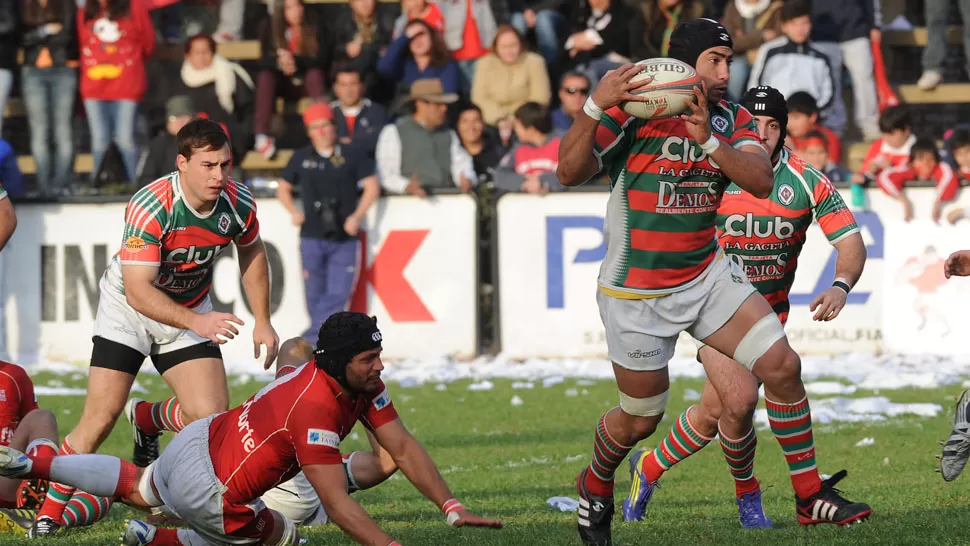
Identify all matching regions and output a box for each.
[376,78,476,197]
[138,96,196,187]
[276,102,381,340]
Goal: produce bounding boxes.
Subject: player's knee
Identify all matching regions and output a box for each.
[692,400,723,435]
[618,390,669,439]
[76,403,124,442]
[755,343,801,390]
[717,386,759,426]
[179,401,227,425]
[265,509,301,546]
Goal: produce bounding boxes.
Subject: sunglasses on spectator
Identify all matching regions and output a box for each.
[562,87,589,95]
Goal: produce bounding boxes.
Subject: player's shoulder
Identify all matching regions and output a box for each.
[0,361,32,389]
[130,175,176,209]
[222,179,257,213]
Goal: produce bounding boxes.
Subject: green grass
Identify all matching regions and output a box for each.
[2,371,968,545]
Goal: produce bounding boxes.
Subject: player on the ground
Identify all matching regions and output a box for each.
[0,312,501,546]
[621,86,868,528]
[30,119,280,536]
[0,360,113,535]
[0,178,15,252]
[936,251,970,481]
[557,19,872,545]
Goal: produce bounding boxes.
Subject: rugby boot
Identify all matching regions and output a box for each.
[125,398,161,468]
[736,487,773,528]
[939,389,970,482]
[621,449,659,522]
[27,515,59,537]
[576,468,613,546]
[121,519,157,546]
[795,470,871,526]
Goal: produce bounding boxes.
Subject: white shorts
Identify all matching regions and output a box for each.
[93,274,212,357]
[597,252,756,372]
[261,472,327,526]
[151,417,268,545]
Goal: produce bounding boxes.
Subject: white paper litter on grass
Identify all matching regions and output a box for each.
[547,497,580,512]
[855,437,875,447]
[511,395,524,406]
[467,380,494,391]
[511,382,535,389]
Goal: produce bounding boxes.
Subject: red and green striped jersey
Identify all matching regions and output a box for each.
[103,172,261,308]
[593,101,763,297]
[716,148,858,324]
[0,180,6,201]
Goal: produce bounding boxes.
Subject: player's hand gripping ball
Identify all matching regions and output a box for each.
[619,58,703,120]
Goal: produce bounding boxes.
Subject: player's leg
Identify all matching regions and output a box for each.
[0,409,59,507]
[123,507,299,546]
[939,389,970,481]
[702,295,871,525]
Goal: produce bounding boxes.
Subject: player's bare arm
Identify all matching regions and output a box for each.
[682,86,773,198]
[121,264,244,344]
[303,463,397,545]
[557,65,653,186]
[236,238,279,368]
[372,418,502,529]
[0,197,15,252]
[810,233,867,321]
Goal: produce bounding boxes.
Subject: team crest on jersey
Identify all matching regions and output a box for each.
[123,236,147,252]
[373,388,391,410]
[711,115,729,133]
[778,184,795,205]
[307,428,340,448]
[217,213,231,235]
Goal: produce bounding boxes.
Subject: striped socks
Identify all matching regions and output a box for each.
[719,425,760,497]
[585,412,634,496]
[62,492,112,529]
[638,406,713,482]
[135,397,184,435]
[766,396,822,499]
[35,439,76,524]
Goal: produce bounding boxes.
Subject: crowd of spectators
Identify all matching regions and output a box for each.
[0,0,965,217]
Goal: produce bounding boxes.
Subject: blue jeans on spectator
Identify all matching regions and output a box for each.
[727,57,751,102]
[84,99,140,182]
[457,59,479,94]
[22,67,77,195]
[511,10,563,67]
[587,57,623,88]
[300,237,360,340]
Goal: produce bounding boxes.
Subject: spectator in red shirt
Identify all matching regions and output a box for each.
[878,138,957,223]
[254,0,331,160]
[393,0,446,36]
[854,104,915,184]
[948,128,970,182]
[78,0,155,183]
[786,91,841,163]
[493,102,564,193]
[440,0,503,92]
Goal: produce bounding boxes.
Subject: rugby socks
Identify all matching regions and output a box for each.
[26,438,58,460]
[30,452,138,499]
[135,397,184,435]
[35,439,76,523]
[719,425,760,497]
[148,528,185,545]
[766,396,822,499]
[638,406,713,482]
[585,412,634,496]
[62,492,112,529]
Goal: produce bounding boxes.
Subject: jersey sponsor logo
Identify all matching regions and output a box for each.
[723,213,795,239]
[778,184,795,205]
[307,428,341,448]
[155,270,206,293]
[237,397,258,453]
[0,427,12,445]
[652,136,721,169]
[165,244,224,265]
[627,348,662,359]
[123,236,148,252]
[372,388,391,410]
[739,254,789,282]
[656,180,720,214]
[217,213,231,235]
[711,115,729,133]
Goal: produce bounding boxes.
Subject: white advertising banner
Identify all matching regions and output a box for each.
[0,195,478,370]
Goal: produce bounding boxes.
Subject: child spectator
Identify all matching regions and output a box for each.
[471,26,550,126]
[748,0,841,135]
[856,104,916,184]
[799,130,852,184]
[78,0,156,183]
[786,91,840,162]
[493,102,564,194]
[946,128,970,182]
[21,0,78,196]
[721,0,783,101]
[378,19,461,104]
[877,138,957,223]
[393,0,445,36]
[254,0,331,160]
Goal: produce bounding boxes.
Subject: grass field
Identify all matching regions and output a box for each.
[1,369,968,546]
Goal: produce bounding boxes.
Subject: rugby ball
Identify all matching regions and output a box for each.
[620,58,702,120]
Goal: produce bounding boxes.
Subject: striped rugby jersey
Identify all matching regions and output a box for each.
[103,172,260,308]
[594,101,763,298]
[716,148,859,324]
[0,180,6,201]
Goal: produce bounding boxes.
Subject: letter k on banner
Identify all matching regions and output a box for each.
[350,230,435,322]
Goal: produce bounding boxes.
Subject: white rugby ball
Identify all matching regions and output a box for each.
[619,58,702,120]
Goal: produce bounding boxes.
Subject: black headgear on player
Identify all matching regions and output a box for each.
[741,85,788,160]
[314,312,383,388]
[668,18,733,68]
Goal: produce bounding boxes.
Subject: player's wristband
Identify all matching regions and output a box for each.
[583,96,604,121]
[442,498,464,526]
[699,135,721,155]
[832,280,851,294]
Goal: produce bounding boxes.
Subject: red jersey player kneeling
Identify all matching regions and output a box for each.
[0,312,503,546]
[877,138,958,223]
